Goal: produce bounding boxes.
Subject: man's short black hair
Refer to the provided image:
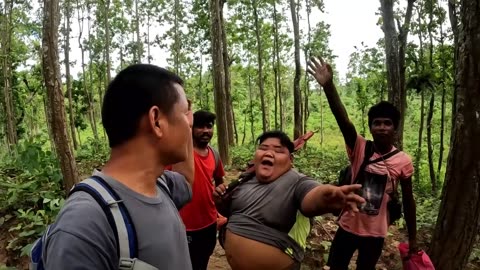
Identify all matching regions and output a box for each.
[102,64,184,148]
[256,130,294,153]
[193,110,216,128]
[368,101,401,130]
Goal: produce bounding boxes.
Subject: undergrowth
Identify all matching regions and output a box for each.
[0,139,478,269]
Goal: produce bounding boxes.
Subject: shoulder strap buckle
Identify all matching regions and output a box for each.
[119,258,136,270]
[119,257,159,270]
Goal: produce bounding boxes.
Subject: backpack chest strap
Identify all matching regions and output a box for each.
[119,258,159,270]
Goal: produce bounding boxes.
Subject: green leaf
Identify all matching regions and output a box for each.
[18,230,36,237]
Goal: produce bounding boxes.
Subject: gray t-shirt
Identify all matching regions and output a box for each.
[44,170,193,270]
[226,169,319,262]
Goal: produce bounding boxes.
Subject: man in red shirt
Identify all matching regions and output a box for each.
[180,110,225,270]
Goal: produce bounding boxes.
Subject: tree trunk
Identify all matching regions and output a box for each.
[173,0,180,74]
[104,0,111,84]
[134,0,141,63]
[253,0,267,133]
[76,2,97,141]
[147,11,151,63]
[197,55,204,108]
[426,92,436,193]
[220,1,235,146]
[86,7,99,141]
[414,5,425,184]
[1,0,17,150]
[273,0,283,131]
[415,90,425,183]
[290,0,302,139]
[209,0,230,164]
[429,0,480,267]
[303,0,311,135]
[448,0,458,129]
[242,110,247,145]
[319,92,324,145]
[426,0,436,192]
[63,0,78,150]
[437,23,447,179]
[379,0,415,149]
[248,69,255,143]
[42,0,79,192]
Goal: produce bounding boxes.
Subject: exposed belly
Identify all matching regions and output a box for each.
[224,229,295,270]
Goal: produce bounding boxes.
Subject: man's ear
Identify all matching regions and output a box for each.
[149,106,166,138]
[290,154,294,162]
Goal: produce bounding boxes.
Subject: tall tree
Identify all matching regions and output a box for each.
[290,0,302,139]
[1,0,17,150]
[379,0,415,149]
[209,0,230,164]
[220,0,235,145]
[429,0,480,268]
[63,0,78,150]
[426,0,436,193]
[42,0,79,191]
[272,0,283,130]
[252,0,267,132]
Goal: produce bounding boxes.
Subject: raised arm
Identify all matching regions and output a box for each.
[307,57,357,150]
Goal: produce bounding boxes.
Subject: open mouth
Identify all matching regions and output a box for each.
[260,160,274,166]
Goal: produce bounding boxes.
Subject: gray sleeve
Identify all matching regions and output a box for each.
[294,177,320,207]
[162,170,192,210]
[44,192,117,270]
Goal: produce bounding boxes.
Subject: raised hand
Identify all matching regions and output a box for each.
[307,56,334,87]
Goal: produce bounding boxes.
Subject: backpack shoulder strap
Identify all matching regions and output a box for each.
[207,145,220,173]
[69,176,138,260]
[368,149,401,164]
[352,140,375,184]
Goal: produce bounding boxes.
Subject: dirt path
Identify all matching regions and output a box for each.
[208,244,230,270]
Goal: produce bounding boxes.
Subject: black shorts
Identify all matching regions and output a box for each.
[327,226,385,270]
[186,223,217,270]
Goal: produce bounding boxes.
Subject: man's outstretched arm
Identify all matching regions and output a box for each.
[307,57,357,150]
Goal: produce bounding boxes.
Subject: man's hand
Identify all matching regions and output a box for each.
[213,183,232,217]
[213,183,228,205]
[307,56,334,87]
[301,184,366,217]
[323,184,366,213]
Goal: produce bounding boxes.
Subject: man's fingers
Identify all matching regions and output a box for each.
[307,61,317,72]
[339,184,362,194]
[310,57,322,69]
[215,184,227,195]
[306,67,316,76]
[346,193,366,205]
[318,56,325,66]
[347,201,359,212]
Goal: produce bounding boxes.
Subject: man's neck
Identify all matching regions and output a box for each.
[373,142,394,155]
[101,146,162,198]
[193,141,209,155]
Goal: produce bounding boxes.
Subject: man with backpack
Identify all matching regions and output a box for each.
[307,57,418,270]
[32,64,195,270]
[167,110,226,270]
